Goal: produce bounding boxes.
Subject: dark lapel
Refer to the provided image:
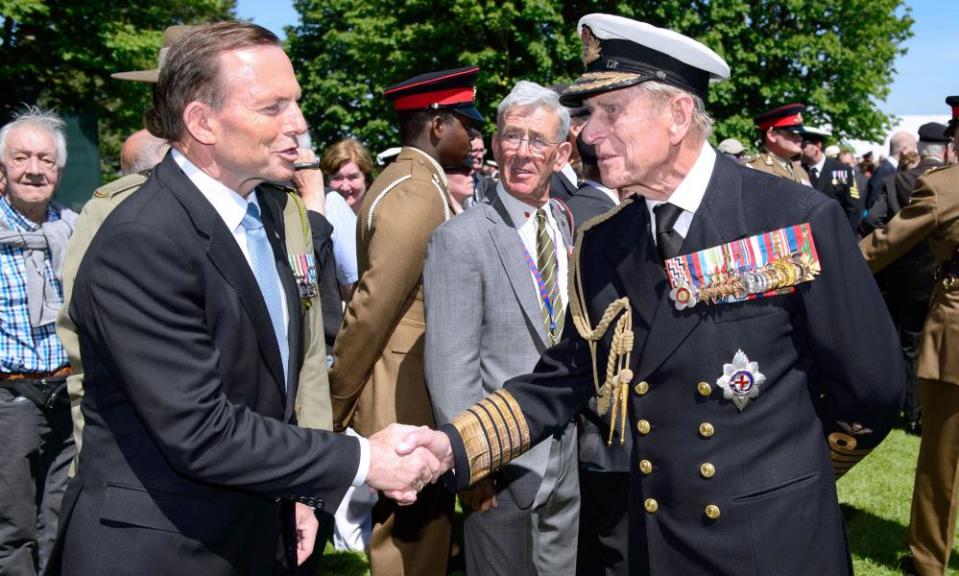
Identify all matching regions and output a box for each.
[257,187,301,408]
[575,185,617,209]
[635,154,751,380]
[157,155,288,398]
[609,199,663,334]
[487,197,547,348]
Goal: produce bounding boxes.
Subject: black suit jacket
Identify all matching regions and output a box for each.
[866,158,896,211]
[51,154,360,576]
[806,157,861,232]
[445,153,904,575]
[566,183,616,232]
[549,169,577,202]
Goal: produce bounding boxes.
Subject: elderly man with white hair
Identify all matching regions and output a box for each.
[400,13,904,576]
[0,106,77,576]
[424,80,579,576]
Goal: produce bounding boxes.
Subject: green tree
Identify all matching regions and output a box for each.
[1,0,236,176]
[288,0,911,154]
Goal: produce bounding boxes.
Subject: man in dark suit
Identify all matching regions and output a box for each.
[401,13,904,576]
[567,130,630,576]
[864,130,917,214]
[800,126,862,233]
[50,22,439,576]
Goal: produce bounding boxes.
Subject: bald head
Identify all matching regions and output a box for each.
[888,131,917,160]
[121,129,170,175]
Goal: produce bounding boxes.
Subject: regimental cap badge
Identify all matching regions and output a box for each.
[580,25,602,66]
[716,350,766,411]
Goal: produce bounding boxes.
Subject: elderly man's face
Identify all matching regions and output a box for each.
[1,124,60,213]
[493,105,570,207]
[581,86,673,191]
[205,45,306,195]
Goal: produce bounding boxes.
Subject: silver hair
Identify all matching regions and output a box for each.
[918,141,946,160]
[0,106,68,168]
[496,81,571,142]
[633,81,714,140]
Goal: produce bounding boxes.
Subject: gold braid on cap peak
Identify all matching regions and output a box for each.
[450,390,531,486]
[569,201,636,447]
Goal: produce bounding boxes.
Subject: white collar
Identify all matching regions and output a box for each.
[646,143,716,215]
[810,156,826,175]
[585,179,620,206]
[560,163,579,187]
[172,148,258,232]
[887,156,898,169]
[497,182,554,229]
[406,146,448,187]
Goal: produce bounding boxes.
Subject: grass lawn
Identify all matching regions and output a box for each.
[318,428,953,575]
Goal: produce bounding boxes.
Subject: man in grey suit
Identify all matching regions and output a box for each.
[424,81,580,576]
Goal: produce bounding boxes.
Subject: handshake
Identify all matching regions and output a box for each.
[365,424,455,505]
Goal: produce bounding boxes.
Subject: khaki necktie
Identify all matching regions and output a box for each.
[536,209,562,344]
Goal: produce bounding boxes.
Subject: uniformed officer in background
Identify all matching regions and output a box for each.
[399,13,904,576]
[329,66,483,576]
[861,103,959,576]
[800,125,862,232]
[746,103,811,185]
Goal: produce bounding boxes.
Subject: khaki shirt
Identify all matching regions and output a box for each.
[745,149,811,186]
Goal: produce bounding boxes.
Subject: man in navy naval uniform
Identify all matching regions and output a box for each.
[399,13,905,576]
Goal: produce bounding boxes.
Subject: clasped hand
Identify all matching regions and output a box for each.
[366,424,454,505]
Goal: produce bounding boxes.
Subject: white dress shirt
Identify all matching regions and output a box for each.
[645,144,717,246]
[498,184,570,313]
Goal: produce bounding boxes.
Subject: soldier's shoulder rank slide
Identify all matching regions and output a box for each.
[664,223,821,310]
[289,253,318,303]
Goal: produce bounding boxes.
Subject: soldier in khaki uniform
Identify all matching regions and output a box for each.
[745,103,812,185]
[329,67,483,576]
[861,99,959,576]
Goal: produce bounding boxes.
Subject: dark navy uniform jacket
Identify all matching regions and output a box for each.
[444,152,904,576]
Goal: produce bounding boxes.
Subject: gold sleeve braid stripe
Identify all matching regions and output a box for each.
[450,390,531,486]
[828,431,872,478]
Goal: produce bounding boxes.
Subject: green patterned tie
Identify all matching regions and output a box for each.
[536,208,562,343]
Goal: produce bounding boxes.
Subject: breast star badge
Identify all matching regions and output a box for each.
[716,349,766,411]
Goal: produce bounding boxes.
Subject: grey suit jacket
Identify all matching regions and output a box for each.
[424,195,575,508]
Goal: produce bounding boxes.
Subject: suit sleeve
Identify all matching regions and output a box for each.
[423,222,485,425]
[860,174,940,273]
[73,221,358,504]
[801,198,904,477]
[329,182,443,428]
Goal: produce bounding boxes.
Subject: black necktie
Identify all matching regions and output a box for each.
[653,202,684,261]
[808,166,819,186]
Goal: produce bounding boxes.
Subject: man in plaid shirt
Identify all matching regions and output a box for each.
[0,107,77,576]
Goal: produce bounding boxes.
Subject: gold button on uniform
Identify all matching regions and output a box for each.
[700,463,716,478]
[634,381,649,396]
[636,419,651,435]
[697,381,712,397]
[639,459,653,475]
[705,504,721,520]
[699,422,715,438]
[644,498,659,513]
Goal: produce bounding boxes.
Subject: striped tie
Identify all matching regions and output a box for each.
[536,208,562,343]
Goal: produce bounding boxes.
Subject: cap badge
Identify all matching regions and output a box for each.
[716,349,765,411]
[580,25,601,66]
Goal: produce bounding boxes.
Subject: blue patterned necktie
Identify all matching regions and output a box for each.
[241,202,288,389]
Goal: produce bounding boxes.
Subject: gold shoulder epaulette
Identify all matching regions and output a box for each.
[92,171,150,199]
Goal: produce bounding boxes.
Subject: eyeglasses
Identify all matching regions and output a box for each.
[499,130,562,156]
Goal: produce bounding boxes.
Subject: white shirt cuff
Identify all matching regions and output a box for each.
[351,436,370,487]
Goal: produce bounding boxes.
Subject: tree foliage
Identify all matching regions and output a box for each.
[1,0,236,175]
[288,0,912,154]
